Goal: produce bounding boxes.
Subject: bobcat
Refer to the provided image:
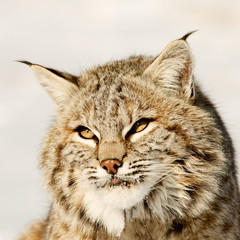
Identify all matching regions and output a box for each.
[19,32,240,240]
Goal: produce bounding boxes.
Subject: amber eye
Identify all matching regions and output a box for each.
[125,118,152,139]
[75,126,95,139]
[132,118,150,133]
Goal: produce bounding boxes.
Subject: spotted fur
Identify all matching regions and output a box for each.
[19,33,240,240]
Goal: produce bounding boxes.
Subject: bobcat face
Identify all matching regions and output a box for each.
[54,78,166,210]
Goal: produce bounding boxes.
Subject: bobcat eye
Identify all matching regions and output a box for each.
[75,126,95,139]
[126,118,151,139]
[133,119,150,133]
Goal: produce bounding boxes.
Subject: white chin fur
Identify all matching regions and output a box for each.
[83,183,151,236]
[100,182,150,209]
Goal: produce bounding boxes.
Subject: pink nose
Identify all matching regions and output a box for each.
[100,159,122,174]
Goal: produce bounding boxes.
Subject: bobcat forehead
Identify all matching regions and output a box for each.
[19,33,240,240]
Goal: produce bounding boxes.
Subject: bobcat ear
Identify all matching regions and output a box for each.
[19,61,79,105]
[143,33,195,102]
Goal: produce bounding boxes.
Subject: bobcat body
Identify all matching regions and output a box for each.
[19,33,240,240]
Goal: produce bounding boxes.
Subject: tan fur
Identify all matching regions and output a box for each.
[18,33,240,240]
[18,221,45,240]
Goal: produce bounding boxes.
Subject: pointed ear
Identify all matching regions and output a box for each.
[19,61,79,105]
[143,35,195,102]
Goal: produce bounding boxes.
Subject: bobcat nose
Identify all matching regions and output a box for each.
[100,159,122,174]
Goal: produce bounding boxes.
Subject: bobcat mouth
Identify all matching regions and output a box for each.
[111,177,122,186]
[94,175,138,189]
[109,177,135,188]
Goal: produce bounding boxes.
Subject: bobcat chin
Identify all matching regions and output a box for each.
[19,32,240,240]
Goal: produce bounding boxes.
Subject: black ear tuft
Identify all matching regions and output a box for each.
[17,60,34,66]
[180,30,198,41]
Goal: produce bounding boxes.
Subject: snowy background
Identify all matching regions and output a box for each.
[1,0,240,239]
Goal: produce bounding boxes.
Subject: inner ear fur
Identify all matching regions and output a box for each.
[143,35,195,102]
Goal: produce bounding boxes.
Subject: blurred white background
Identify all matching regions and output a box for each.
[1,0,240,239]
